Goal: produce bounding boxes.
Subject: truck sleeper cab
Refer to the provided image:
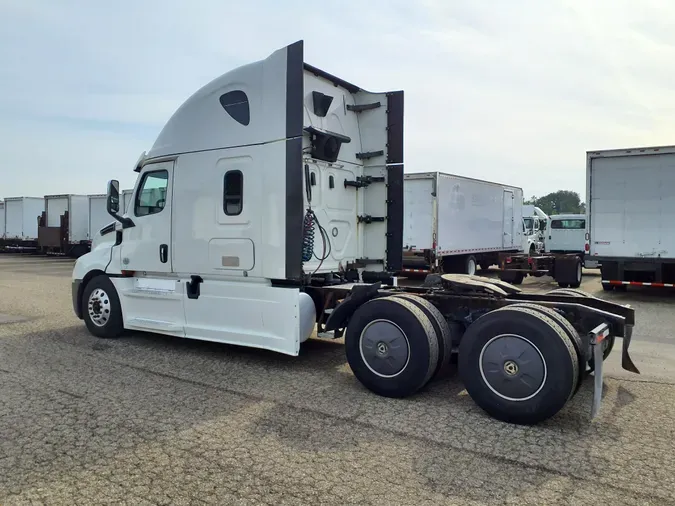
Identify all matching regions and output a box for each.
[72,41,639,426]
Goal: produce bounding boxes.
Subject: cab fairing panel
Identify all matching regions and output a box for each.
[148,46,289,159]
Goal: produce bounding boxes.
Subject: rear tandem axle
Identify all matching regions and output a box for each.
[310,273,638,425]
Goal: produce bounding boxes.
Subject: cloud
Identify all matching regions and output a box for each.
[1,0,675,199]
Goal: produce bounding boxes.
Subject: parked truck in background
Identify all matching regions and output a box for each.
[587,145,675,290]
[70,40,639,425]
[545,214,599,269]
[0,196,44,250]
[0,201,4,239]
[88,194,112,242]
[402,172,523,275]
[522,204,548,255]
[37,194,91,257]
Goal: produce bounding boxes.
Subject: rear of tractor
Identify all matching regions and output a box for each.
[320,274,638,425]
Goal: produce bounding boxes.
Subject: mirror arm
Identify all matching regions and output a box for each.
[110,213,135,229]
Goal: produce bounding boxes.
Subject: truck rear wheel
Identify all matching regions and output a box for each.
[390,293,453,378]
[458,306,579,424]
[546,288,591,298]
[345,297,439,398]
[82,275,124,338]
[465,255,477,276]
[501,303,585,395]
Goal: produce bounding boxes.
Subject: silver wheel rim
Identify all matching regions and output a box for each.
[88,288,111,327]
[467,258,476,275]
[359,319,410,378]
[479,333,547,401]
[577,263,582,283]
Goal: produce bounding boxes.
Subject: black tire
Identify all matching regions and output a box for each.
[529,244,535,257]
[503,303,585,395]
[458,306,579,424]
[546,288,591,298]
[511,272,525,285]
[557,282,570,288]
[390,293,453,378]
[569,258,583,288]
[500,271,525,285]
[465,255,477,276]
[602,283,614,292]
[479,262,491,271]
[345,297,439,398]
[82,275,124,338]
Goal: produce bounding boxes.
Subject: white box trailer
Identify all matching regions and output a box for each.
[402,172,523,275]
[88,194,112,240]
[121,189,133,213]
[2,197,44,242]
[0,201,4,238]
[38,194,90,256]
[587,145,675,290]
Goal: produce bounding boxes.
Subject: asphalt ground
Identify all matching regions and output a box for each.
[1,254,674,505]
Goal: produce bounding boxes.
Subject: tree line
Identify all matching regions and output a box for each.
[524,190,585,216]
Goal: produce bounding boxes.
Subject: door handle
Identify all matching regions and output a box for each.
[159,244,168,263]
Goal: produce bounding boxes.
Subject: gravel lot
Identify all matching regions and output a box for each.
[1,254,674,505]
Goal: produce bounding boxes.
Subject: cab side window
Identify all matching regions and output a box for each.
[223,170,243,216]
[135,170,169,217]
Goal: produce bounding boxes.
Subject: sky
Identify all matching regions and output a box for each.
[2,0,675,201]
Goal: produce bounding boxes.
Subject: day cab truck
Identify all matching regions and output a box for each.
[586,145,675,290]
[401,172,523,276]
[71,40,639,425]
[522,204,548,255]
[546,214,599,269]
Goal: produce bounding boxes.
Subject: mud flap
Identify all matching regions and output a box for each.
[621,324,640,374]
[590,323,609,419]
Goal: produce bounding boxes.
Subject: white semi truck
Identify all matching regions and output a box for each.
[71,40,639,425]
[522,204,548,255]
[587,145,675,290]
[402,172,523,275]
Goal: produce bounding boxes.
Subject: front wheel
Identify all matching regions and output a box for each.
[82,275,124,338]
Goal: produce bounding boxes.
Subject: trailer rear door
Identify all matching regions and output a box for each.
[502,190,515,248]
[403,176,435,251]
[589,152,675,259]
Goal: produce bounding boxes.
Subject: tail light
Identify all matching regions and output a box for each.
[585,243,590,252]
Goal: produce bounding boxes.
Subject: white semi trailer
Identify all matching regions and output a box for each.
[0,201,4,238]
[1,197,44,248]
[88,194,112,241]
[587,145,675,290]
[38,194,91,256]
[402,172,523,275]
[71,40,638,425]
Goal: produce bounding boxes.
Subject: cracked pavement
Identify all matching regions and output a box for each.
[1,255,674,505]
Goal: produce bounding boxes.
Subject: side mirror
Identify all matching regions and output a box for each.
[105,179,135,229]
[107,180,120,214]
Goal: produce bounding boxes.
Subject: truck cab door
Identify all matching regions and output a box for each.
[115,160,184,336]
[120,161,174,274]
